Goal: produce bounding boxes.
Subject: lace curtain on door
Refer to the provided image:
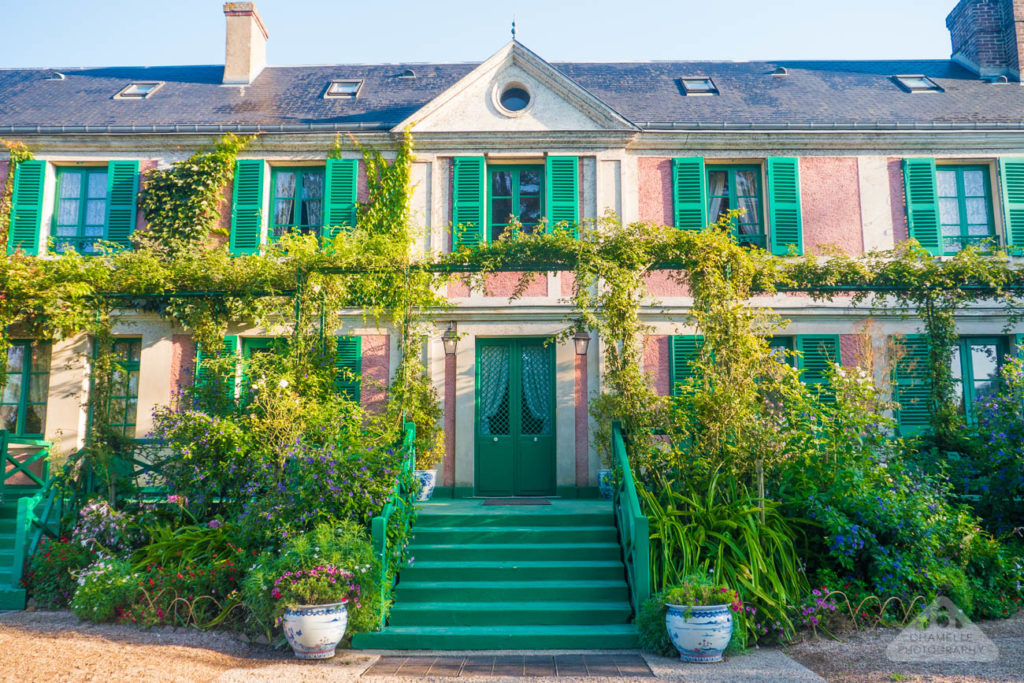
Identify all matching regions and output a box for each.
[479,345,510,436]
[520,345,551,435]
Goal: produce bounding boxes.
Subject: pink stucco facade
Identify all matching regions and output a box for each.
[801,157,864,256]
[645,271,690,297]
[171,334,196,403]
[643,335,671,397]
[889,159,909,244]
[443,353,456,487]
[360,334,390,414]
[638,157,673,226]
[448,272,548,298]
[574,352,589,487]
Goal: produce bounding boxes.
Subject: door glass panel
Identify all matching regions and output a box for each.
[0,405,16,432]
[492,171,512,196]
[24,404,45,434]
[480,345,510,436]
[519,170,540,195]
[520,344,552,435]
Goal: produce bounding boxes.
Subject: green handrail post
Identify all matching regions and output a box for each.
[368,421,417,629]
[611,420,651,615]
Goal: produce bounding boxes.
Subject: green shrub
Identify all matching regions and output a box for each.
[641,472,807,641]
[71,558,138,622]
[637,593,675,657]
[23,536,93,609]
[242,521,381,640]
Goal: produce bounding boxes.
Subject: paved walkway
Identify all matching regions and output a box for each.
[0,610,824,681]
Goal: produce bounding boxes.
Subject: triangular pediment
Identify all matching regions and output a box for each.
[393,42,636,133]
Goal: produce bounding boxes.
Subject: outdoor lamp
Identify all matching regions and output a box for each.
[442,322,458,356]
[573,329,591,356]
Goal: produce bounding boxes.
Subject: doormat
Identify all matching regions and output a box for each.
[482,498,551,505]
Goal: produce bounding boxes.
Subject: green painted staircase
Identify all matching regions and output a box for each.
[352,499,639,650]
[0,491,35,609]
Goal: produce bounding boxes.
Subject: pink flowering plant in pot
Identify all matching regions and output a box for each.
[272,564,361,660]
[664,575,744,663]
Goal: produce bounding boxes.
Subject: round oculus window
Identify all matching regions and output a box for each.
[499,86,531,112]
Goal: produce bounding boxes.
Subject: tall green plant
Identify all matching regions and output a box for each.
[640,471,807,639]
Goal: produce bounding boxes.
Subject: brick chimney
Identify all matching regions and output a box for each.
[947,0,1024,81]
[222,2,268,85]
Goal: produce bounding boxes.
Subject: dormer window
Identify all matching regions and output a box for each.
[114,82,163,99]
[680,77,719,96]
[893,75,943,93]
[325,79,363,99]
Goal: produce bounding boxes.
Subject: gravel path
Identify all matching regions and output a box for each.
[0,610,376,682]
[786,611,1024,683]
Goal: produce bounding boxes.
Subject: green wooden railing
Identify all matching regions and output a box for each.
[1,430,56,590]
[611,420,650,614]
[369,421,417,629]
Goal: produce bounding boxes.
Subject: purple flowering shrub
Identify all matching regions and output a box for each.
[241,521,381,639]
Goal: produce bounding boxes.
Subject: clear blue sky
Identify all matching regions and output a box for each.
[0,0,953,69]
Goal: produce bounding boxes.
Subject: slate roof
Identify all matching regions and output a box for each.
[1,58,1023,133]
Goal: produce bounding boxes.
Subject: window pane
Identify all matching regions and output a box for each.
[519,170,540,195]
[302,199,323,228]
[491,198,513,223]
[735,170,758,196]
[87,172,107,198]
[709,196,730,223]
[302,171,324,199]
[23,405,44,434]
[0,405,16,432]
[963,170,985,197]
[707,171,729,196]
[737,197,761,225]
[126,399,138,422]
[31,345,51,373]
[2,376,22,404]
[6,346,25,374]
[938,198,960,226]
[28,374,48,403]
[950,345,962,381]
[974,380,999,405]
[59,172,81,198]
[492,171,512,196]
[57,199,80,226]
[970,344,999,381]
[274,199,294,227]
[520,197,541,224]
[275,172,296,198]
[964,198,989,225]
[936,170,957,196]
[86,199,106,225]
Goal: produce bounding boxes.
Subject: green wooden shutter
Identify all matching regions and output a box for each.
[999,158,1024,248]
[229,159,264,255]
[893,334,932,435]
[768,157,803,255]
[796,335,840,402]
[195,335,238,408]
[453,157,485,249]
[7,159,46,255]
[669,335,704,397]
[323,158,358,241]
[334,336,362,401]
[672,157,707,230]
[104,160,139,249]
[902,158,941,256]
[546,156,579,237]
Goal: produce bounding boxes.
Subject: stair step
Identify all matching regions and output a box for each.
[0,588,26,610]
[415,511,613,528]
[402,560,625,583]
[352,624,639,650]
[395,580,629,603]
[412,526,618,545]
[388,601,633,627]
[409,543,621,562]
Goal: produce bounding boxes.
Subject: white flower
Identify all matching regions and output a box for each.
[279,379,289,389]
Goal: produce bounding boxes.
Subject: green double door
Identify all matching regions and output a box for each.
[475,338,556,497]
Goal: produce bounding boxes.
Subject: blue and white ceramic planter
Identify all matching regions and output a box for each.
[665,603,733,663]
[415,469,437,501]
[282,602,348,659]
[597,469,613,500]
